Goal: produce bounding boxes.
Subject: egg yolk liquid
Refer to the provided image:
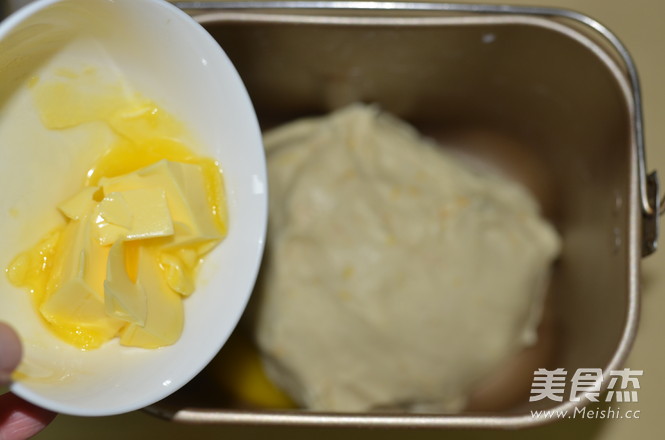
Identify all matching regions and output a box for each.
[6,68,227,350]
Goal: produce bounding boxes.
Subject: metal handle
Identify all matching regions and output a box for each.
[174,1,663,255]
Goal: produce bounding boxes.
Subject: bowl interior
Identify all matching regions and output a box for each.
[0,0,266,416]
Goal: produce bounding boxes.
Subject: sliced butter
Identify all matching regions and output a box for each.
[104,240,148,326]
[94,188,174,245]
[58,186,100,221]
[11,157,223,350]
[100,160,222,246]
[40,277,125,347]
[46,214,108,299]
[118,246,184,349]
[159,252,195,297]
[40,216,124,348]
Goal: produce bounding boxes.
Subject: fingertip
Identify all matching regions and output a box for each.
[0,323,22,385]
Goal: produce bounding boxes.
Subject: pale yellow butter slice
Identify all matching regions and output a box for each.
[94,188,174,245]
[104,240,148,326]
[40,215,125,347]
[47,214,108,299]
[118,246,184,349]
[98,192,133,228]
[159,252,195,297]
[159,221,219,258]
[58,186,100,221]
[32,69,133,129]
[40,277,124,344]
[158,244,202,297]
[100,160,222,247]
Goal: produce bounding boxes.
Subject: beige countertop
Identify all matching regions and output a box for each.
[4,0,662,438]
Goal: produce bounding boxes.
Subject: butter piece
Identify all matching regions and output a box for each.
[98,192,133,228]
[104,240,147,326]
[119,246,184,348]
[100,160,223,248]
[40,161,215,349]
[40,215,124,349]
[159,252,195,297]
[47,214,107,298]
[158,245,202,297]
[94,188,174,245]
[58,186,100,220]
[40,277,125,348]
[32,69,133,129]
[159,221,219,257]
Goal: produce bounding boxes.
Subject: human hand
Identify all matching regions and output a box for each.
[0,323,56,440]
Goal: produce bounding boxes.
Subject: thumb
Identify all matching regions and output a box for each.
[0,323,22,385]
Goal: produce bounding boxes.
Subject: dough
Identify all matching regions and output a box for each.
[253,104,561,412]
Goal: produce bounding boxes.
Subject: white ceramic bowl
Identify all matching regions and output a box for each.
[0,0,266,416]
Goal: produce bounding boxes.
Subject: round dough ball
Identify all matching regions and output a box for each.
[253,105,560,412]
